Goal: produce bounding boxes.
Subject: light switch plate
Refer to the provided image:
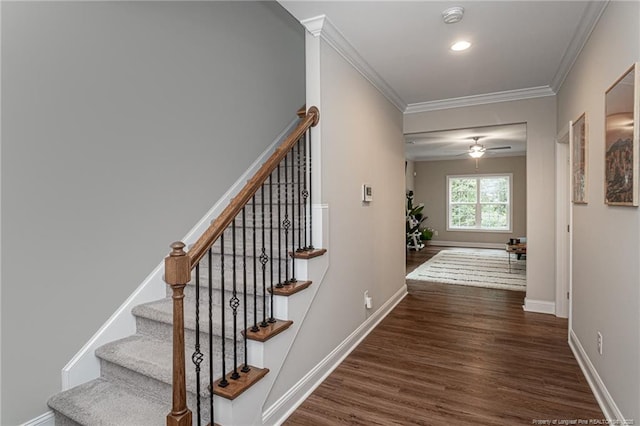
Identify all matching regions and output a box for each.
[362,184,373,202]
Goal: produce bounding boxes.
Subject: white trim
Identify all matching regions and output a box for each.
[555,124,571,319]
[569,329,628,424]
[550,1,609,92]
[61,117,300,390]
[21,411,55,426]
[262,285,408,426]
[522,298,556,315]
[428,240,505,250]
[301,15,405,112]
[405,86,555,114]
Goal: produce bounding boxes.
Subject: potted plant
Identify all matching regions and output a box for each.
[420,227,434,241]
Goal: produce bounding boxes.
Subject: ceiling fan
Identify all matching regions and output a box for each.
[467,137,511,158]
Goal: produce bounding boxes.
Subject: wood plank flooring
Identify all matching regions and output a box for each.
[284,245,602,425]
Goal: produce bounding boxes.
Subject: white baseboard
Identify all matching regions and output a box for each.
[569,329,629,424]
[522,298,556,315]
[21,411,54,426]
[61,117,300,390]
[430,240,505,249]
[262,284,408,425]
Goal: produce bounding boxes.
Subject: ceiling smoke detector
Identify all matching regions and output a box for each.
[442,6,465,24]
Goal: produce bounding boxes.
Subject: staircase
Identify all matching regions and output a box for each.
[48,107,324,426]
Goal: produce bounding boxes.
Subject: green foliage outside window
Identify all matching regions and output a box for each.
[448,175,510,231]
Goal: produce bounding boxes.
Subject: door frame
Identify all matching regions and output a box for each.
[555,122,572,321]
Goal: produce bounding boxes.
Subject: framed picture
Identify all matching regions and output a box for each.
[572,113,588,204]
[605,63,639,206]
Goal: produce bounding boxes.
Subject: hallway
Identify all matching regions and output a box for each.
[285,247,602,425]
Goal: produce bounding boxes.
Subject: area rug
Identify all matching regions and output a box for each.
[406,248,526,291]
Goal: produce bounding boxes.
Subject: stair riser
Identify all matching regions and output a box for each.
[100,360,213,425]
[201,227,309,256]
[178,282,268,301]
[166,257,296,298]
[181,285,270,306]
[54,413,82,426]
[136,316,257,359]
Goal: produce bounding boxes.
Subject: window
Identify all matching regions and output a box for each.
[447,174,512,232]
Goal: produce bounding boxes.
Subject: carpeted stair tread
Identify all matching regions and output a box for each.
[96,334,236,397]
[47,378,169,426]
[96,334,175,387]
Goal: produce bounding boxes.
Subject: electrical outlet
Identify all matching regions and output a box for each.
[597,332,603,355]
[434,230,439,237]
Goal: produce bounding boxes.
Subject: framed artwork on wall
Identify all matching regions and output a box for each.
[605,63,639,206]
[572,113,588,204]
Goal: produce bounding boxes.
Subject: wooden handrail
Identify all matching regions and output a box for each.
[187,106,319,267]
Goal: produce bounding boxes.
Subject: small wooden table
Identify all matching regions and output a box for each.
[506,243,526,272]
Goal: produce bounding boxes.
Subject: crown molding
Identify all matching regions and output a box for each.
[301,15,407,112]
[550,0,609,92]
[404,86,556,114]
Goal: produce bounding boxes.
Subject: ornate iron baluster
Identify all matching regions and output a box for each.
[230,222,240,380]
[289,148,297,284]
[302,132,309,250]
[192,263,203,426]
[283,152,291,283]
[268,174,276,323]
[260,185,269,327]
[241,210,250,373]
[276,164,283,289]
[296,138,303,252]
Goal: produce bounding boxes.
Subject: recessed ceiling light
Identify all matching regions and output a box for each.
[451,41,471,51]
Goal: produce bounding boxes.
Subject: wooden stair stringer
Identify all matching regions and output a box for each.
[213,249,328,426]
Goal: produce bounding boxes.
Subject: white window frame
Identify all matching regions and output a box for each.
[446,173,513,232]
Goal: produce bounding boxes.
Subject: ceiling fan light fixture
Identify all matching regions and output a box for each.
[469,150,485,159]
[442,6,465,24]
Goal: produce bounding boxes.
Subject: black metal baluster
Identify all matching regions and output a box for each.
[241,210,250,373]
[283,152,291,283]
[218,234,228,388]
[302,132,309,251]
[230,222,240,380]
[268,174,276,323]
[193,263,203,426]
[296,138,303,252]
[276,164,284,289]
[289,149,297,284]
[251,197,259,333]
[260,185,269,327]
[207,248,214,424]
[308,128,314,250]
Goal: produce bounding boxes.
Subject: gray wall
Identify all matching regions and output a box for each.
[557,1,639,420]
[266,33,406,408]
[413,156,527,245]
[0,2,304,423]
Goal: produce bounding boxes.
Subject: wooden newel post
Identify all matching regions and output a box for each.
[165,242,193,426]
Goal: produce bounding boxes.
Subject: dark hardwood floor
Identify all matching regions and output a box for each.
[284,245,603,425]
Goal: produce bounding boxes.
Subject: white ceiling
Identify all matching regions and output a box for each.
[279,1,607,159]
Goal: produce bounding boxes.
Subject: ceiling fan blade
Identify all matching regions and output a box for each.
[486,146,511,150]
